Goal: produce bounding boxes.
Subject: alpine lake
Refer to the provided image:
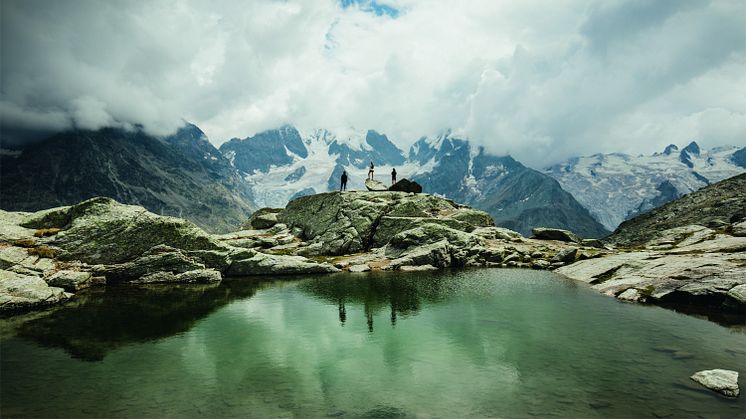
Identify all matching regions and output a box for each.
[1,269,744,418]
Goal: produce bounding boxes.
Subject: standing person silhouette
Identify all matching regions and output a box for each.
[368,162,374,180]
[340,170,348,191]
[391,168,397,185]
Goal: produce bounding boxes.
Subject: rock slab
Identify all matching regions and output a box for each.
[365,179,388,191]
[690,369,740,397]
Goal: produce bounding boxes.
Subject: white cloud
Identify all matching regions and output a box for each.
[1,0,744,166]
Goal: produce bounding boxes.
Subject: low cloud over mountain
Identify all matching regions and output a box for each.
[2,0,745,167]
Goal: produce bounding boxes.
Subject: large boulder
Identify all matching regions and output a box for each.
[365,179,388,191]
[242,208,282,230]
[532,227,581,243]
[389,178,422,193]
[388,240,452,269]
[690,369,740,397]
[551,248,578,263]
[32,197,225,265]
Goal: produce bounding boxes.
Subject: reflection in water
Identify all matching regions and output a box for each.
[12,280,270,361]
[2,269,745,418]
[301,272,438,332]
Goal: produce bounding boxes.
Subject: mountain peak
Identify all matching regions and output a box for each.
[678,141,700,168]
[662,144,679,155]
[682,141,700,156]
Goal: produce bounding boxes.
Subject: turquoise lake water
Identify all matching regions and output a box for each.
[1,269,744,418]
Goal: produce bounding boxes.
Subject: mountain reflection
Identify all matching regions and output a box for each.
[13,280,269,361]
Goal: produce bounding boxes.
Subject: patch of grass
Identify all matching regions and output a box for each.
[265,248,297,256]
[34,228,62,237]
[13,238,37,248]
[27,246,59,258]
[638,285,656,298]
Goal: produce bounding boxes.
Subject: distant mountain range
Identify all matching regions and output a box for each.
[6,122,738,239]
[545,142,746,231]
[220,126,609,238]
[0,124,257,233]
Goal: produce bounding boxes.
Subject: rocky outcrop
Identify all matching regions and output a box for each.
[277,191,493,256]
[550,173,746,322]
[274,191,593,272]
[557,223,746,316]
[690,369,740,397]
[26,197,224,265]
[0,197,339,314]
[389,178,422,193]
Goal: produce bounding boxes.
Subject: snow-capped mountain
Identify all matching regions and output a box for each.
[545,141,746,231]
[220,126,609,238]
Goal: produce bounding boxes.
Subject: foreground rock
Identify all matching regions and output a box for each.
[555,174,746,321]
[0,269,69,312]
[557,225,746,313]
[0,198,338,314]
[690,369,740,397]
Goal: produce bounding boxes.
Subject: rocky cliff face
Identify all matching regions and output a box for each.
[0,124,257,233]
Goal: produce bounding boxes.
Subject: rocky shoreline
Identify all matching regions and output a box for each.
[1,190,744,323]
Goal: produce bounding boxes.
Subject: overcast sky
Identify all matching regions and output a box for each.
[1,0,745,167]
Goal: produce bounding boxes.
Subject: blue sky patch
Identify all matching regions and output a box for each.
[340,0,399,18]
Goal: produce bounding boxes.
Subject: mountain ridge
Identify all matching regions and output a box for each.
[0,124,257,233]
[546,141,745,230]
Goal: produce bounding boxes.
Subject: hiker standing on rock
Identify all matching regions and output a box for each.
[340,170,348,191]
[391,168,397,185]
[368,162,374,180]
